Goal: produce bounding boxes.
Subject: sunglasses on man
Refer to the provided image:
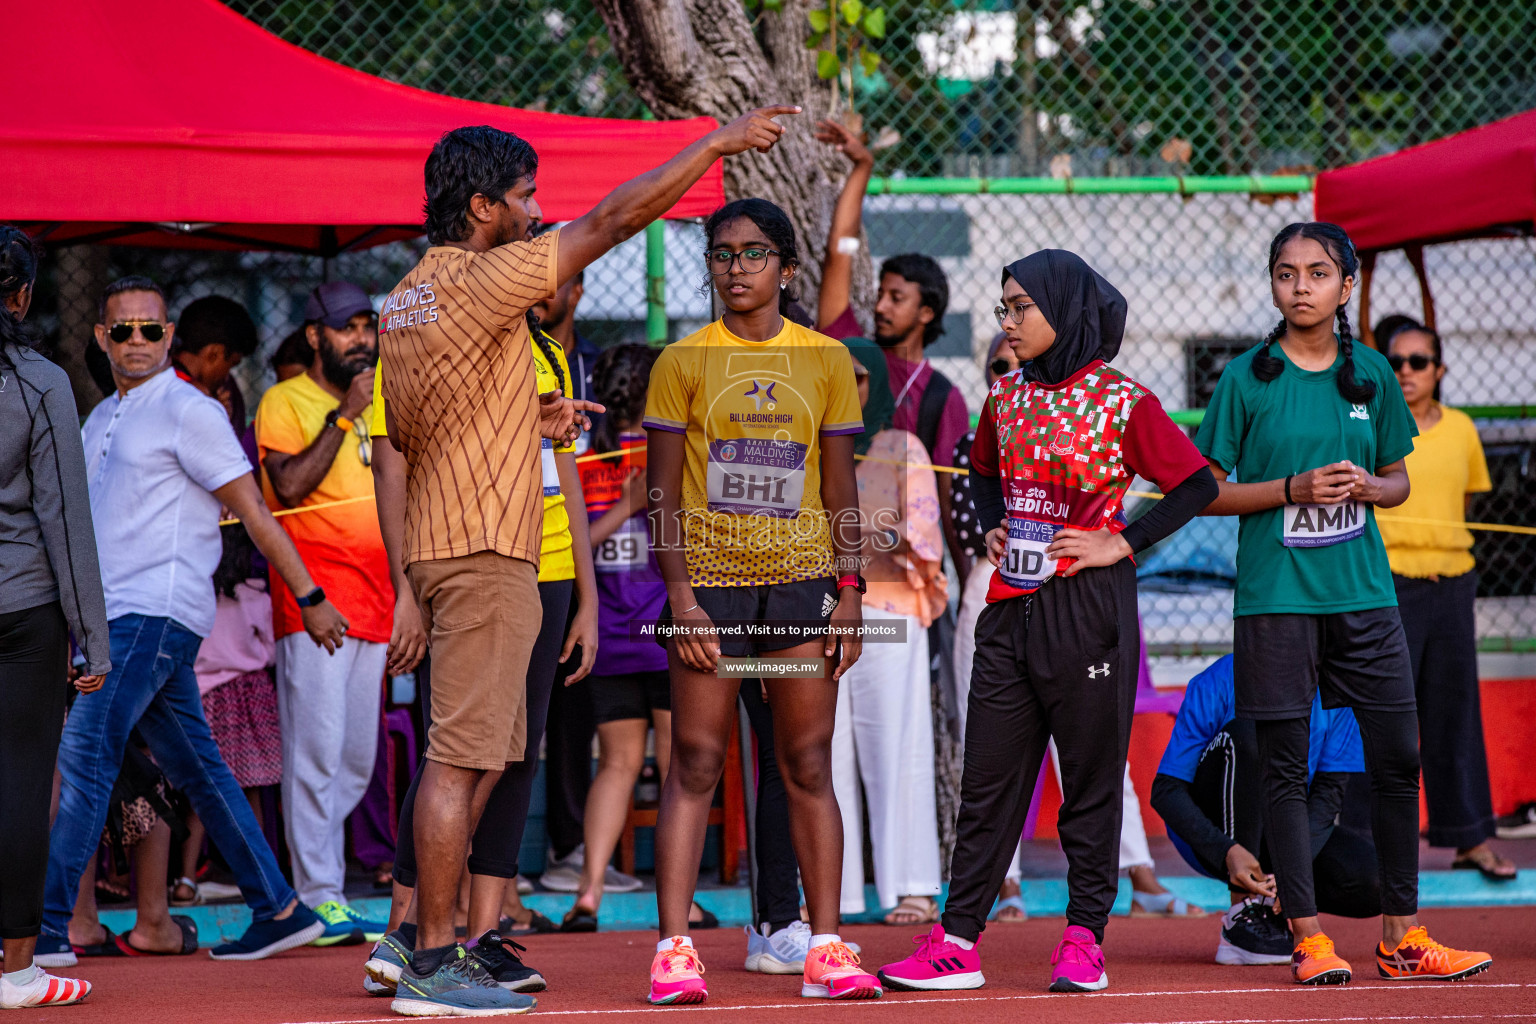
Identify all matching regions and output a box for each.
[1388,353,1438,372]
[106,320,166,343]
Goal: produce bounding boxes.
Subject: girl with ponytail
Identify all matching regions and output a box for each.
[0,225,109,1008]
[1194,222,1492,985]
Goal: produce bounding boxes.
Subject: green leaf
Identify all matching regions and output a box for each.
[862,6,885,38]
[806,29,825,47]
[763,0,783,9]
[806,8,830,32]
[816,49,841,79]
[859,49,881,76]
[841,0,863,26]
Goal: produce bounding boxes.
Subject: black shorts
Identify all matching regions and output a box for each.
[587,670,671,724]
[1233,608,1417,720]
[657,577,837,658]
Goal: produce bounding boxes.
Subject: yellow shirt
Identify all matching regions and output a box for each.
[370,333,576,582]
[642,319,864,586]
[1379,404,1491,578]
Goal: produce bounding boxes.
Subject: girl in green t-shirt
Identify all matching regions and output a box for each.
[1194,222,1491,985]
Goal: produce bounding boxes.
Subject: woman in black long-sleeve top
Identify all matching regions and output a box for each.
[0,226,111,1009]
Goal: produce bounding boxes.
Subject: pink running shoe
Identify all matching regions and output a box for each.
[877,924,984,991]
[1049,925,1108,992]
[802,940,881,999]
[649,937,707,1006]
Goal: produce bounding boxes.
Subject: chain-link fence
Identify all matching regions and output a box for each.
[26,1,1536,653]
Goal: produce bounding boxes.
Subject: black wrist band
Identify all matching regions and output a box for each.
[295,586,326,608]
[1284,474,1294,504]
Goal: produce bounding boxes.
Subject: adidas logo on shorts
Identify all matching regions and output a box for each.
[821,592,837,617]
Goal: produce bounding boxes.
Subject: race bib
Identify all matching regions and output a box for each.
[998,517,1058,591]
[1282,501,1365,548]
[540,438,560,497]
[705,438,807,518]
[595,517,648,573]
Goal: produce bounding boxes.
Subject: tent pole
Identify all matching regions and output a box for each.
[1406,244,1436,330]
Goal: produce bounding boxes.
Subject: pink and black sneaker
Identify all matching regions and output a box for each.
[1049,925,1108,992]
[877,924,984,991]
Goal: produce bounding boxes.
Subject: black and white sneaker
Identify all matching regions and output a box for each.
[469,931,547,992]
[1495,801,1536,839]
[1216,897,1292,966]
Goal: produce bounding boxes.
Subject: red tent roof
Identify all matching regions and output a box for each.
[2,0,723,254]
[1315,110,1536,253]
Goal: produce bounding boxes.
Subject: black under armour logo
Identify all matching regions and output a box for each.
[1087,663,1110,679]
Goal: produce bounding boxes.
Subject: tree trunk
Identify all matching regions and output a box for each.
[592,0,876,328]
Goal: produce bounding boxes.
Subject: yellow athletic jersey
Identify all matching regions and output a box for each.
[369,333,575,582]
[642,318,863,587]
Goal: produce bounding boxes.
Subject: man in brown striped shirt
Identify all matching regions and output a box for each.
[378,108,799,1013]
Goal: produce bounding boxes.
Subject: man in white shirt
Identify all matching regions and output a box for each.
[36,277,350,967]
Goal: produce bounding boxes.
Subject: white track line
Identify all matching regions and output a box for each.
[277,983,1535,1024]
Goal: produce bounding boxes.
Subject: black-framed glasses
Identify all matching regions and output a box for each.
[989,358,1014,377]
[705,247,780,276]
[993,299,1037,326]
[1388,353,1438,372]
[106,321,166,343]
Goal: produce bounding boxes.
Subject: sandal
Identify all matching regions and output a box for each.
[688,902,719,930]
[884,895,940,926]
[989,894,1028,923]
[1452,849,1518,882]
[114,915,198,956]
[169,876,200,906]
[1130,891,1206,917]
[500,910,557,936]
[560,907,598,933]
[72,927,126,958]
[372,862,395,889]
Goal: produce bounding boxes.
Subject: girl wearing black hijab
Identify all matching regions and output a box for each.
[879,250,1217,994]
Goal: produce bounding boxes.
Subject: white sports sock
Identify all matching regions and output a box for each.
[657,935,694,954]
[808,933,841,950]
[944,932,975,950]
[2,965,39,985]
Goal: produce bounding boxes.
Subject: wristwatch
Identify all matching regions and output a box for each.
[325,409,354,433]
[836,574,867,594]
[295,586,327,608]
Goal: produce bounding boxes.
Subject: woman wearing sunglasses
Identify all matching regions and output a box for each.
[643,197,877,1004]
[1376,318,1514,882]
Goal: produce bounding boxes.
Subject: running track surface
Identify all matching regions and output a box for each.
[27,907,1536,1024]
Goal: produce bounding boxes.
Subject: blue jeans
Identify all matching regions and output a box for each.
[43,615,296,937]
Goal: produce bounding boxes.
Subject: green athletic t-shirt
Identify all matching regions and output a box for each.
[1195,340,1416,616]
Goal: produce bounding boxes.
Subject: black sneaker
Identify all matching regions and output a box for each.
[470,931,547,993]
[1495,801,1536,839]
[1216,897,1292,966]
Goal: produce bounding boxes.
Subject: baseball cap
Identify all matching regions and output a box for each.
[304,281,374,329]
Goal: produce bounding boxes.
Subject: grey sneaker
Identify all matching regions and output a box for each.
[744,921,810,974]
[364,930,412,996]
[539,846,583,892]
[604,865,643,893]
[390,945,535,1017]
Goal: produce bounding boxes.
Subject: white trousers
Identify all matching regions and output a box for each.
[952,567,1154,882]
[274,633,386,907]
[832,607,942,914]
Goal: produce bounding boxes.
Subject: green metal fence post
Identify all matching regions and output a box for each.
[643,111,667,344]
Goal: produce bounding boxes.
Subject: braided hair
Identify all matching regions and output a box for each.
[527,310,567,395]
[1254,221,1375,404]
[0,226,41,361]
[590,343,658,454]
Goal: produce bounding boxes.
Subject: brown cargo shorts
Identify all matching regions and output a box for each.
[406,550,541,770]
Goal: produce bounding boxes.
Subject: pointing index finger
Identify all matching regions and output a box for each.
[755,104,802,121]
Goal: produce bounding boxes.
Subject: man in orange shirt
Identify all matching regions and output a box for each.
[377,108,798,1016]
[255,282,392,945]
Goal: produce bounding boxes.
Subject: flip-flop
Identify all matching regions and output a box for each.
[1130,891,1206,917]
[884,896,940,926]
[560,907,598,933]
[500,911,557,936]
[114,915,199,956]
[988,894,1028,923]
[72,927,126,957]
[688,903,719,930]
[1452,853,1518,882]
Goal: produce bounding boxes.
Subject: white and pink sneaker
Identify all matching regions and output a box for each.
[0,967,92,1009]
[1049,925,1108,992]
[877,924,984,991]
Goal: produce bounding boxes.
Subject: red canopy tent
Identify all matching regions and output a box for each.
[1315,110,1536,342]
[2,0,723,254]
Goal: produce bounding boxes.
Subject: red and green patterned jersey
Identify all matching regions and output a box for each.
[971,359,1201,602]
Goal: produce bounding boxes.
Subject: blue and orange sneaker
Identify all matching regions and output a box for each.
[1376,926,1491,982]
[802,940,880,999]
[649,937,707,1006]
[878,924,984,991]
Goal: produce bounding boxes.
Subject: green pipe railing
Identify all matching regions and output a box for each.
[866,175,1314,196]
[1167,404,1534,428]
